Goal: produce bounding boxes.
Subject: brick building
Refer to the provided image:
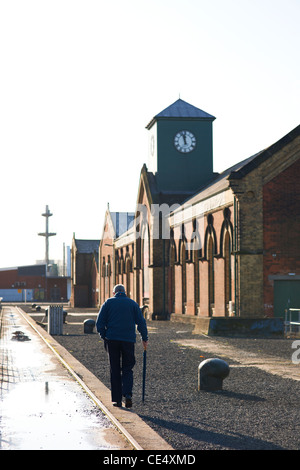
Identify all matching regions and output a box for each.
[99,209,135,305]
[0,264,68,302]
[99,99,300,332]
[70,236,100,307]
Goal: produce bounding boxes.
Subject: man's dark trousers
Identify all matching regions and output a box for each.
[107,340,135,403]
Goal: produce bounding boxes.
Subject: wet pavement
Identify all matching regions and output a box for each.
[6,303,299,450]
[0,305,133,450]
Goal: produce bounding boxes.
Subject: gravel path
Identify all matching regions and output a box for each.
[27,308,300,450]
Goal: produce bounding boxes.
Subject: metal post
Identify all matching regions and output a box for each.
[38,205,56,270]
[48,305,63,335]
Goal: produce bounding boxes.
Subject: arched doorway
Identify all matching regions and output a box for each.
[125,256,132,298]
[168,237,176,314]
[180,239,187,314]
[142,224,150,303]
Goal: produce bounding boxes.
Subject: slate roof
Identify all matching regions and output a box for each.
[18,264,47,276]
[228,124,300,180]
[146,98,215,129]
[180,153,261,207]
[110,212,135,238]
[74,239,100,254]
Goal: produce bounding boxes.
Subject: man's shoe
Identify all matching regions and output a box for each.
[113,402,122,407]
[125,395,132,408]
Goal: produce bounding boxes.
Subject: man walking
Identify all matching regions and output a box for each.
[96,284,148,408]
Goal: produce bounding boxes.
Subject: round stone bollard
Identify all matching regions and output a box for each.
[83,319,96,334]
[198,358,230,391]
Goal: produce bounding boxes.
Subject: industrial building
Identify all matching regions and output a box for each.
[96,99,300,333]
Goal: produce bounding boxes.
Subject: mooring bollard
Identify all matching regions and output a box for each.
[83,319,96,334]
[198,358,230,391]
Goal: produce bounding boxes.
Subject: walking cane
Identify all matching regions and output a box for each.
[142,344,147,403]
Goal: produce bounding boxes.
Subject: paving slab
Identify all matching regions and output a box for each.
[172,337,300,381]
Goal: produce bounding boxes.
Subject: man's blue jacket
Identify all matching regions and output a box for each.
[96,292,148,343]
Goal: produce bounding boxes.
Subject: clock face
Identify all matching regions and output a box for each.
[174,130,196,153]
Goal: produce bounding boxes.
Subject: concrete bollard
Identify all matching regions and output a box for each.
[198,358,230,391]
[83,319,96,334]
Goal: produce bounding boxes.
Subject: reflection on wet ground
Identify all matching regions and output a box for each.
[0,306,131,450]
[1,381,114,450]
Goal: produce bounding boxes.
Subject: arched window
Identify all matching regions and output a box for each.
[192,241,200,315]
[220,208,233,315]
[207,235,214,316]
[168,231,176,314]
[141,223,150,300]
[125,255,132,298]
[224,231,232,315]
[115,252,120,278]
[219,208,233,256]
[179,237,187,314]
[119,249,125,284]
[204,214,216,316]
[204,214,217,258]
[191,219,201,315]
[102,257,106,278]
[107,255,111,298]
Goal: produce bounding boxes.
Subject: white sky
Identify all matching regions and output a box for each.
[0,0,299,268]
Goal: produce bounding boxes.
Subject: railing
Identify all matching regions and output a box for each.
[284,308,300,335]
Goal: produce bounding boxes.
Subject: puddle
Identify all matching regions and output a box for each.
[11,331,31,341]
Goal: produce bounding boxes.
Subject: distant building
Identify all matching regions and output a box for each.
[70,237,100,307]
[0,264,69,302]
[99,209,135,305]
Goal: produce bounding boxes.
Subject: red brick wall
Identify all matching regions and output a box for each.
[0,269,21,288]
[172,206,234,317]
[263,159,300,316]
[91,257,99,307]
[186,262,195,314]
[0,268,45,290]
[214,257,225,315]
[0,268,68,301]
[47,277,68,301]
[100,221,114,304]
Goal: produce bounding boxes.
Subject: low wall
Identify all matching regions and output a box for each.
[170,314,284,337]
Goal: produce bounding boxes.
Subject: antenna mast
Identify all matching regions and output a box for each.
[38,205,56,268]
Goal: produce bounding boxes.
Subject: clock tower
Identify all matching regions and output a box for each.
[146,99,216,192]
